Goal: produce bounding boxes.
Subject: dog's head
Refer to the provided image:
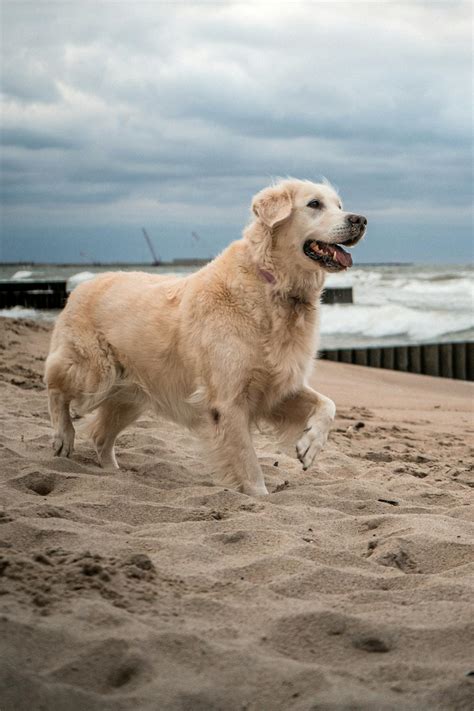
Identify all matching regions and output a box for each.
[249,179,367,273]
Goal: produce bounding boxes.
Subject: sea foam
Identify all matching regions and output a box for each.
[320,302,473,341]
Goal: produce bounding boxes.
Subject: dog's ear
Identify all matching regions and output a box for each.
[252,185,292,228]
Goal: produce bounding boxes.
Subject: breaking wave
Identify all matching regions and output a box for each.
[0,306,56,321]
[320,303,473,342]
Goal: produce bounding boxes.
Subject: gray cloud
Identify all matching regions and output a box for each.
[1,0,472,263]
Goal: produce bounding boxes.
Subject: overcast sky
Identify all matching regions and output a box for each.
[1,0,472,264]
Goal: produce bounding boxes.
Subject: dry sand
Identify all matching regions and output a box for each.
[0,317,473,711]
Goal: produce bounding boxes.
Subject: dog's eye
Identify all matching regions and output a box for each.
[307,200,322,209]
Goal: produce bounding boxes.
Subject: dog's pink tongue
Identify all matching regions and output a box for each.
[334,245,352,268]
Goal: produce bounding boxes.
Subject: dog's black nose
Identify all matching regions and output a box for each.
[347,214,367,226]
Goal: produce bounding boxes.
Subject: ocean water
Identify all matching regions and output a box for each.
[1,263,472,349]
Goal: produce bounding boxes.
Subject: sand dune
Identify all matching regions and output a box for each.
[0,318,473,710]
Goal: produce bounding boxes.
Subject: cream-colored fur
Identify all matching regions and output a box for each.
[44,179,366,495]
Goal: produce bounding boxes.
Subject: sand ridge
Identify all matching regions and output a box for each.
[0,318,473,710]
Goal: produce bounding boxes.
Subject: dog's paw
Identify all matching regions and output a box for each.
[242,482,269,496]
[296,425,328,470]
[53,433,74,458]
[98,453,120,470]
[296,397,336,470]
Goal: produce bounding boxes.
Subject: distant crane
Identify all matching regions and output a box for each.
[142,228,161,266]
[190,230,214,259]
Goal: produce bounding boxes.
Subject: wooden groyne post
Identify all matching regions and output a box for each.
[320,342,473,381]
[321,287,353,305]
[0,280,68,310]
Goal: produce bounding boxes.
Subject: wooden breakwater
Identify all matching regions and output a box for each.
[321,287,352,304]
[320,342,473,381]
[0,280,354,309]
[0,280,68,309]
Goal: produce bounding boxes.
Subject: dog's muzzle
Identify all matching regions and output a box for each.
[343,214,367,246]
[303,214,367,271]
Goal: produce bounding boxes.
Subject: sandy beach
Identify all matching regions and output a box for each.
[0,317,473,710]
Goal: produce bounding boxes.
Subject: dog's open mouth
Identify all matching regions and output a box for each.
[303,240,354,271]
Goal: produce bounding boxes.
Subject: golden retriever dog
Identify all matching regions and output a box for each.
[44,179,366,495]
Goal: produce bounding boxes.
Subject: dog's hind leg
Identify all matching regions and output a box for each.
[48,389,75,457]
[88,395,144,469]
[45,327,124,461]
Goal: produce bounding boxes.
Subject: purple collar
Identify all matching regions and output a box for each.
[257,267,276,284]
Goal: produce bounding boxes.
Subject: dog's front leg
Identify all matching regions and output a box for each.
[269,387,336,471]
[209,403,268,496]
